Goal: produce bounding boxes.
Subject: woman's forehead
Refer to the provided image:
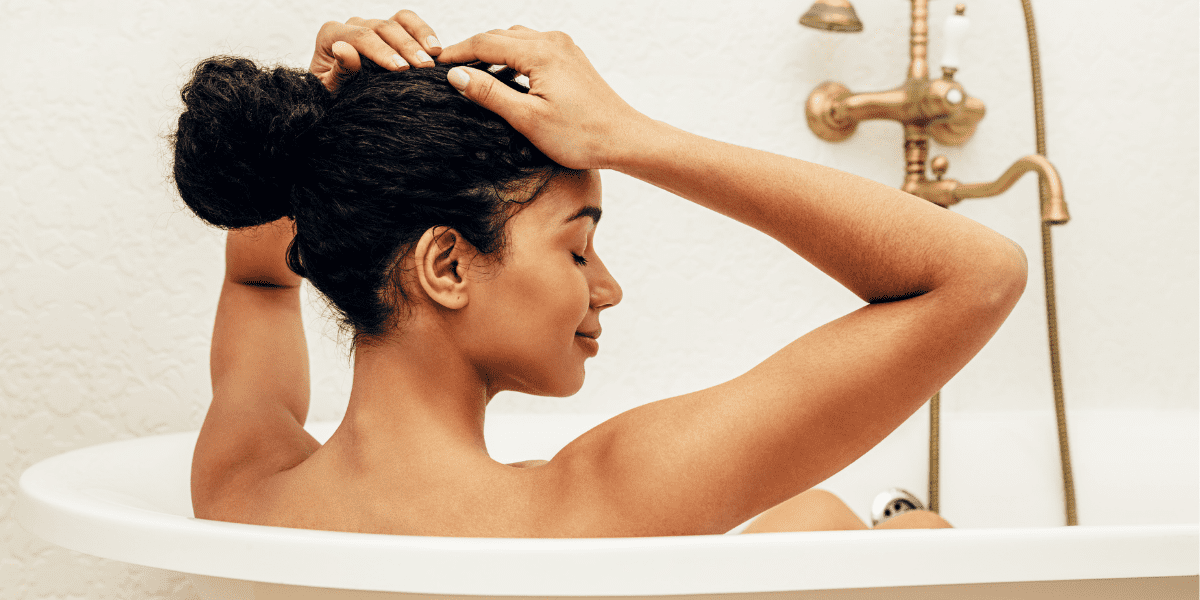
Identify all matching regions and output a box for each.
[521,170,602,226]
[549,169,601,202]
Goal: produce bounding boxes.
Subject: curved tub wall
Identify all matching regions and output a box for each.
[17,410,1199,599]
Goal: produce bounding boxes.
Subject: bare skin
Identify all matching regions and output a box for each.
[190,14,1024,538]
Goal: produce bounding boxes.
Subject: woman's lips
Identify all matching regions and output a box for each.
[574,332,600,356]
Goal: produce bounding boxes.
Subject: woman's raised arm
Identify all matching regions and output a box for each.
[192,219,318,519]
[439,29,1023,302]
[441,30,1027,536]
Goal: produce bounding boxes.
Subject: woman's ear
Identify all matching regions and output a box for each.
[413,226,473,310]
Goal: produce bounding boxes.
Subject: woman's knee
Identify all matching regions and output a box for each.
[741,488,868,533]
[872,509,953,530]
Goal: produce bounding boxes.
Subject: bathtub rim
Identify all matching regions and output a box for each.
[16,426,1200,596]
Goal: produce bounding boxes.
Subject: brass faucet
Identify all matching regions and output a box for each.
[802,0,1070,224]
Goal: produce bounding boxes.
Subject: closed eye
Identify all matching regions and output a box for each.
[573,253,589,266]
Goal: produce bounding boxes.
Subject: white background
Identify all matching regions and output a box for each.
[1,0,1196,597]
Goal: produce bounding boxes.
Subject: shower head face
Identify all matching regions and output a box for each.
[800,0,864,33]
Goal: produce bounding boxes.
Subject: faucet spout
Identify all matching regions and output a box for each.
[954,154,1069,224]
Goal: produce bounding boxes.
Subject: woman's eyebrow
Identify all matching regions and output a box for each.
[563,205,602,227]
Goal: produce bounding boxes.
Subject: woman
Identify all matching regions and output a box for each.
[175,11,1025,537]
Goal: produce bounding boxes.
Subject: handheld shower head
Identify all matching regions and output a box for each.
[800,0,864,33]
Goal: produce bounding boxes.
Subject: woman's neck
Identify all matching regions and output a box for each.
[331,315,496,470]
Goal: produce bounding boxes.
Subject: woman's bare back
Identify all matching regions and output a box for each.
[228,437,599,537]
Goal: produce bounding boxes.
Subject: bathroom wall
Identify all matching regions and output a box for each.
[1,0,1195,597]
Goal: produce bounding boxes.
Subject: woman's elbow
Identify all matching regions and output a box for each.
[978,238,1029,311]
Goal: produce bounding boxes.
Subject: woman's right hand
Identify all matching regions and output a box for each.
[437,27,651,171]
[311,10,443,92]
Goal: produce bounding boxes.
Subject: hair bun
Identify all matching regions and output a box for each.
[172,56,329,228]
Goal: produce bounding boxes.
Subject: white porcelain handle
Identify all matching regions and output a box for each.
[942,11,970,70]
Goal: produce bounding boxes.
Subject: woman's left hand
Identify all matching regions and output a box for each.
[438,26,650,171]
[310,9,443,92]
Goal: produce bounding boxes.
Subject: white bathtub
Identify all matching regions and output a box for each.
[17,408,1199,599]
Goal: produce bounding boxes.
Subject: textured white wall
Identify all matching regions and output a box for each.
[1,0,1196,597]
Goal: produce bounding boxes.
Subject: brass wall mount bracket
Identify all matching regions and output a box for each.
[805,82,856,142]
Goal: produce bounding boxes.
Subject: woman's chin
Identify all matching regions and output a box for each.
[543,376,585,398]
[552,368,589,398]
[504,369,585,398]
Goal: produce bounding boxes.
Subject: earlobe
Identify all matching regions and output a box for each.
[414,227,471,310]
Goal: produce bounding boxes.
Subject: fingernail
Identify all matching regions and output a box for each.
[426,35,442,49]
[416,50,434,65]
[447,67,469,91]
[392,54,409,70]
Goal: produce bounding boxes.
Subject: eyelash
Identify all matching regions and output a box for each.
[572,253,589,266]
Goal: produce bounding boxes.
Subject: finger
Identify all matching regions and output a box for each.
[334,21,410,71]
[438,33,537,70]
[330,41,362,86]
[446,66,534,126]
[354,17,433,67]
[483,27,542,40]
[390,9,443,56]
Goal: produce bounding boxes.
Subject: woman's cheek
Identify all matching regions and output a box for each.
[552,266,589,336]
[571,264,592,317]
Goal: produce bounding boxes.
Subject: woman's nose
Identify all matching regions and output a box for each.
[590,257,622,310]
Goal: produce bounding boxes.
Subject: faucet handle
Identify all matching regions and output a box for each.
[941,4,969,71]
[930,94,986,146]
[931,155,950,181]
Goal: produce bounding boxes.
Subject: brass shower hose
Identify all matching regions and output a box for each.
[928,0,1077,526]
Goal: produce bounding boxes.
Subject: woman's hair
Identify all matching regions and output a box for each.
[171,56,568,344]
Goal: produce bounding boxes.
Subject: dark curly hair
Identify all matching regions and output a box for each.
[171,56,569,345]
